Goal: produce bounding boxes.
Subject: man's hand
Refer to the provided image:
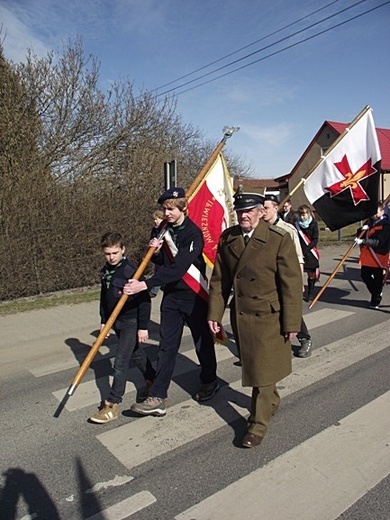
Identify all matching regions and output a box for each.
[208,320,221,335]
[354,238,363,245]
[284,332,298,341]
[123,279,147,296]
[138,329,149,343]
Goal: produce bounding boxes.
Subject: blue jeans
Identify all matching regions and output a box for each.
[108,318,155,404]
[150,293,217,399]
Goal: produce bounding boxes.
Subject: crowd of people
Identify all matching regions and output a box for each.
[88,188,389,448]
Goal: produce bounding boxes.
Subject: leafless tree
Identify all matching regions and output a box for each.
[1,38,249,300]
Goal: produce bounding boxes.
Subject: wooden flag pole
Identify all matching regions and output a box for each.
[278,105,372,211]
[65,126,239,398]
[308,227,367,309]
[310,192,390,309]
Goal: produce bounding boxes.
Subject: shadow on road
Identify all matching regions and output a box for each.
[0,467,61,519]
[75,457,104,519]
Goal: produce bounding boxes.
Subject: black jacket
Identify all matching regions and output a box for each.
[296,219,319,270]
[100,258,151,328]
[358,216,390,255]
[146,217,206,299]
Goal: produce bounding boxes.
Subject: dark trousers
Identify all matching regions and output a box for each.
[151,293,217,399]
[297,317,310,341]
[108,318,155,404]
[361,265,385,300]
[248,384,280,437]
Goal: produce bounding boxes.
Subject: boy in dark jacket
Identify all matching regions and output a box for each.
[123,187,218,416]
[89,232,155,423]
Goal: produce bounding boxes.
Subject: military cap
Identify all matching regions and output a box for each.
[234,192,265,211]
[264,194,280,204]
[158,187,186,204]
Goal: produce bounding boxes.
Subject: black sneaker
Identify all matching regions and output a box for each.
[194,380,219,402]
[369,295,382,309]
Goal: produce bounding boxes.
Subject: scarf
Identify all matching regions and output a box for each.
[298,216,313,229]
[102,257,125,289]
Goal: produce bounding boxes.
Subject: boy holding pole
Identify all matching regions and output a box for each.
[89,232,155,424]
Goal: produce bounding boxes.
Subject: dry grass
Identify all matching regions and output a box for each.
[0,287,100,316]
[318,220,357,245]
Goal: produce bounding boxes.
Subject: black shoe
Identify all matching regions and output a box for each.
[369,295,382,309]
[297,338,312,358]
[194,380,219,402]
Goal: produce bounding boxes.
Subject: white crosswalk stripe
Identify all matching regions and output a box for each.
[175,391,390,520]
[52,342,233,411]
[50,308,354,411]
[85,491,156,519]
[21,304,388,519]
[96,321,388,471]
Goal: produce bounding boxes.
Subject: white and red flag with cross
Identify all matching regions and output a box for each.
[303,107,381,231]
[187,153,236,267]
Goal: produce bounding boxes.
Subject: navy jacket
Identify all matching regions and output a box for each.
[100,258,151,328]
[146,217,206,299]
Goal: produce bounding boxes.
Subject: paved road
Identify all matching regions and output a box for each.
[0,245,389,519]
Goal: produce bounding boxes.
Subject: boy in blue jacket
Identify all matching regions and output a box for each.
[89,232,155,423]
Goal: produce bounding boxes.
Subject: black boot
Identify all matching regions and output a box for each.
[307,279,315,302]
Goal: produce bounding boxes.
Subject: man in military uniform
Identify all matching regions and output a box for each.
[208,193,302,448]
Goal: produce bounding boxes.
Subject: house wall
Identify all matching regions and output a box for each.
[381,172,390,202]
[290,126,340,211]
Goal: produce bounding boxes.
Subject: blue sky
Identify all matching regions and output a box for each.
[1,0,389,178]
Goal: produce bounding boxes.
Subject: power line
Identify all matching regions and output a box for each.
[171,0,390,97]
[156,0,369,97]
[157,0,387,98]
[154,0,341,92]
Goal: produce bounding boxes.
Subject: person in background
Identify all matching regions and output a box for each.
[354,201,390,308]
[263,195,312,358]
[208,193,302,448]
[123,187,218,417]
[89,232,155,424]
[149,209,165,298]
[296,205,320,303]
[281,198,299,225]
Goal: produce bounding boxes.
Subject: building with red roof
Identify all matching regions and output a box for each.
[276,118,390,209]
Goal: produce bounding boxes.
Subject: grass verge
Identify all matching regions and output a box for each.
[0,287,100,316]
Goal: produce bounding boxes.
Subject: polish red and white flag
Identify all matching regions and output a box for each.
[187,153,236,267]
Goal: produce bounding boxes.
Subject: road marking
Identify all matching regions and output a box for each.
[85,475,134,493]
[36,307,350,379]
[97,321,388,470]
[31,345,114,377]
[303,307,354,329]
[175,391,390,520]
[52,308,352,411]
[85,491,156,520]
[31,310,233,378]
[52,342,234,411]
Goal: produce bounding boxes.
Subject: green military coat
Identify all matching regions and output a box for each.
[208,220,302,387]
